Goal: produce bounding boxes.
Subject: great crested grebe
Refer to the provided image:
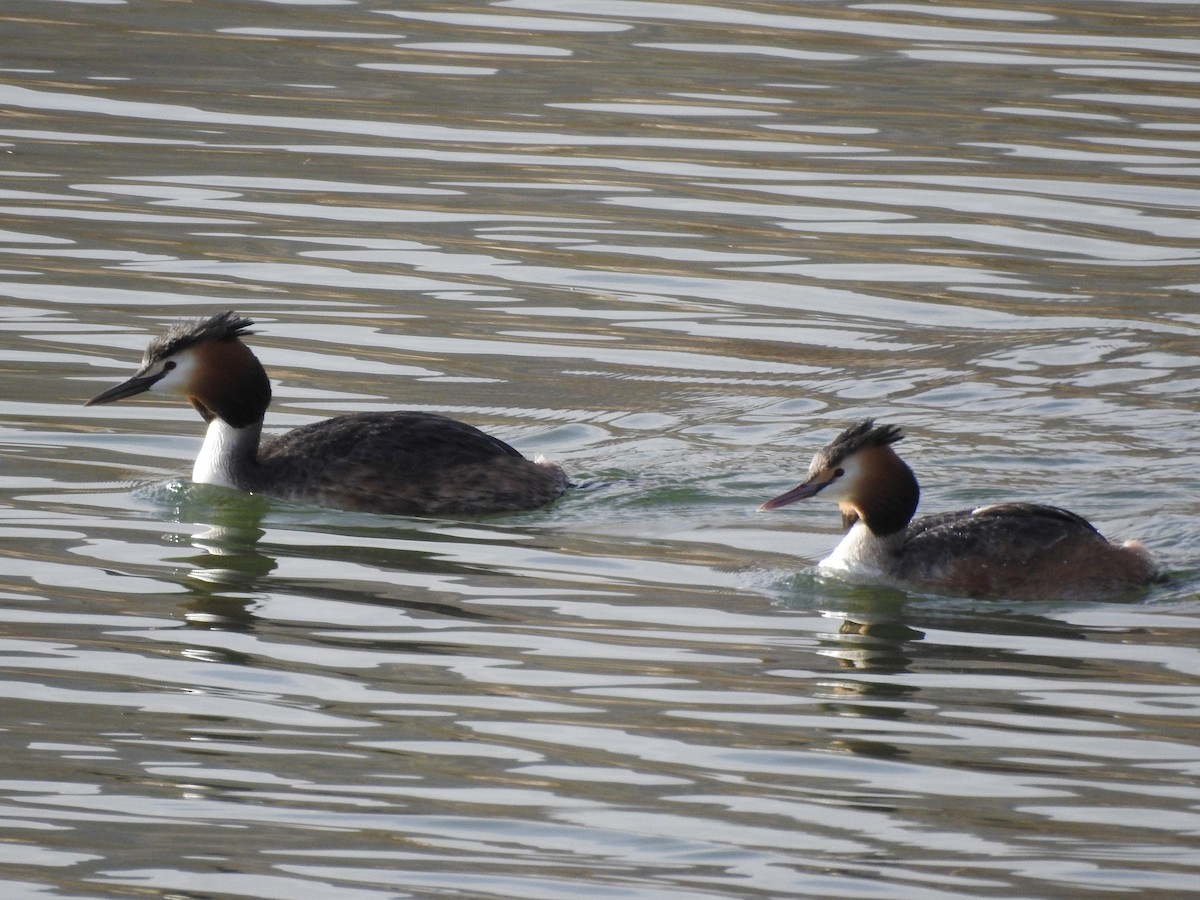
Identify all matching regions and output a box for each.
[85,312,569,516]
[759,420,1157,601]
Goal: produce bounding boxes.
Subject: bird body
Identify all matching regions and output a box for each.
[760,420,1156,601]
[86,312,568,516]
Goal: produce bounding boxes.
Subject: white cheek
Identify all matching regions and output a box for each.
[152,352,197,394]
[823,457,863,501]
[823,480,852,502]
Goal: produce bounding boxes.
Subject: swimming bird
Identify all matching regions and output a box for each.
[759,420,1156,601]
[85,312,569,516]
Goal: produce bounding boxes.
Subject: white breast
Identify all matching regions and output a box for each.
[819,520,899,579]
[193,418,249,488]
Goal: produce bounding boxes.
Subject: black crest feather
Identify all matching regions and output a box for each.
[816,419,905,469]
[147,311,255,362]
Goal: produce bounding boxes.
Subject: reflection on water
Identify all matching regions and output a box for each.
[1,0,1199,896]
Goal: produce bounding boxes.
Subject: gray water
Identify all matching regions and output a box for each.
[1,0,1199,897]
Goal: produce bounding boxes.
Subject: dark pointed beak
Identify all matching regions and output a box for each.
[85,368,166,406]
[758,478,828,511]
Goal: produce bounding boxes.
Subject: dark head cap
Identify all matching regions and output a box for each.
[811,419,904,474]
[145,311,254,364]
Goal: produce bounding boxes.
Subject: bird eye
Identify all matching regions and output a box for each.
[833,468,845,478]
[163,361,177,371]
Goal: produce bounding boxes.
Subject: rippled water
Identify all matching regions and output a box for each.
[2,0,1199,897]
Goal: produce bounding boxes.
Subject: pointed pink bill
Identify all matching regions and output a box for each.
[758,479,828,511]
[85,367,166,406]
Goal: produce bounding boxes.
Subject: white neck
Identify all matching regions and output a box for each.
[193,418,261,489]
[820,519,903,578]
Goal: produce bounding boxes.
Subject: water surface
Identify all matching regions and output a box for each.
[1,0,1198,897]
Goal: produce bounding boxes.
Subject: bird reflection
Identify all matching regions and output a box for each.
[796,583,925,672]
[149,480,510,634]
[818,613,926,672]
[787,572,1101,681]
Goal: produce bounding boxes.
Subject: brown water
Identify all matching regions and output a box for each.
[1,0,1199,897]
